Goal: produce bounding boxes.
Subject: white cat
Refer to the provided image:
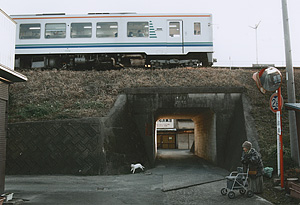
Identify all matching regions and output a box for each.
[130,163,145,174]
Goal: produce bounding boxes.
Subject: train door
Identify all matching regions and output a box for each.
[167,20,183,54]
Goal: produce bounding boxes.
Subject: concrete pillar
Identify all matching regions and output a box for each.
[134,114,156,166]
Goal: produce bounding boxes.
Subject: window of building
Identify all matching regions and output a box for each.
[45,23,66,39]
[159,119,172,122]
[71,23,92,38]
[194,22,201,35]
[96,22,118,38]
[127,22,149,37]
[169,22,180,37]
[19,24,41,39]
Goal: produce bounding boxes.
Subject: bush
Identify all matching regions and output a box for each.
[17,102,62,120]
[264,145,297,172]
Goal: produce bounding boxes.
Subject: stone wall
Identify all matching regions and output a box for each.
[6,95,148,175]
[6,118,106,175]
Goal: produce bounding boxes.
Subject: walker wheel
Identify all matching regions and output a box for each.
[239,189,246,195]
[246,190,254,198]
[228,191,235,199]
[221,188,227,195]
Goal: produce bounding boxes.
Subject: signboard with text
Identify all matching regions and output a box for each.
[270,92,283,113]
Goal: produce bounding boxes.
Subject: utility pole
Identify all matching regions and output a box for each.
[281,0,299,165]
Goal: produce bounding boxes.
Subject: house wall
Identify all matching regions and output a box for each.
[0,82,8,193]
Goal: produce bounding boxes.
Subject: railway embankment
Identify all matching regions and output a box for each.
[7,67,300,169]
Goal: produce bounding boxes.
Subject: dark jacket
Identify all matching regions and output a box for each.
[241,148,264,177]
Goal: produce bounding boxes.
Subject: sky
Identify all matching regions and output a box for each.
[1,0,300,67]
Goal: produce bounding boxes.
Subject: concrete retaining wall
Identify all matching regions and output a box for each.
[6,87,259,174]
[6,95,147,175]
[7,118,106,175]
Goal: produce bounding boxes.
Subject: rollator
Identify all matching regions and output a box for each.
[221,167,254,199]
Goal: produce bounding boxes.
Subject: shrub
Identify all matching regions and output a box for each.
[17,102,62,120]
[264,145,297,172]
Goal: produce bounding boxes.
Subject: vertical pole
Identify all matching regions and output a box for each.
[278,87,284,188]
[276,91,280,177]
[281,0,299,165]
[255,28,258,64]
[277,132,280,176]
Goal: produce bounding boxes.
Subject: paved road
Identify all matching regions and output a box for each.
[4,150,272,204]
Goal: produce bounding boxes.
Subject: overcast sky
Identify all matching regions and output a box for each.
[1,0,300,67]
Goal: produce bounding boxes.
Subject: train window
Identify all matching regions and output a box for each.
[127,22,149,37]
[96,22,118,38]
[194,22,201,35]
[169,22,180,37]
[19,24,41,39]
[45,23,66,39]
[71,23,92,38]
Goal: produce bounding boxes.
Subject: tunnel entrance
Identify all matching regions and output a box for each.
[123,87,256,170]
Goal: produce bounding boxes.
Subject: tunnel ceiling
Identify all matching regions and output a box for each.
[155,107,211,121]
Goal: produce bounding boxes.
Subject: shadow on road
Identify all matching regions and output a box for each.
[4,149,272,204]
[153,149,228,191]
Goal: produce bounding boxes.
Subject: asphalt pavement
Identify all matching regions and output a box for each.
[4,149,273,204]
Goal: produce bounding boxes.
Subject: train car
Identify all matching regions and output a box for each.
[11,13,213,69]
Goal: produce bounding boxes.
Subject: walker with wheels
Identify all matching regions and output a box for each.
[221,167,254,199]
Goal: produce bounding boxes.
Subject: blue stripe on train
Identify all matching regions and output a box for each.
[16,43,213,49]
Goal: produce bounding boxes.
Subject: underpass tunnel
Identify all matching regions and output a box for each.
[154,108,216,163]
[126,88,252,170]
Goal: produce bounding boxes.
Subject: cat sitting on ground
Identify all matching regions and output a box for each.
[130,163,145,174]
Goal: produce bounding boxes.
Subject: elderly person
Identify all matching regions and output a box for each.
[241,141,264,194]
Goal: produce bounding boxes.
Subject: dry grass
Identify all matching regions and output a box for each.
[8,67,300,164]
[7,67,300,203]
[9,67,255,121]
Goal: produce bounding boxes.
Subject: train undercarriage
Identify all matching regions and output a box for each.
[15,52,212,70]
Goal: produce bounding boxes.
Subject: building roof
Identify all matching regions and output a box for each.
[0,65,27,83]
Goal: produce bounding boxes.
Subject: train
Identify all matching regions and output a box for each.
[11,13,214,69]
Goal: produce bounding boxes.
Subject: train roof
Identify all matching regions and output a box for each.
[11,13,212,20]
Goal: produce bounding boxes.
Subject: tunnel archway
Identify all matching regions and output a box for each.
[124,87,258,170]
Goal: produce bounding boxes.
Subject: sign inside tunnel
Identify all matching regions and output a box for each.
[174,95,187,107]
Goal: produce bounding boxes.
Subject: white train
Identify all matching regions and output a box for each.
[11,13,213,69]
